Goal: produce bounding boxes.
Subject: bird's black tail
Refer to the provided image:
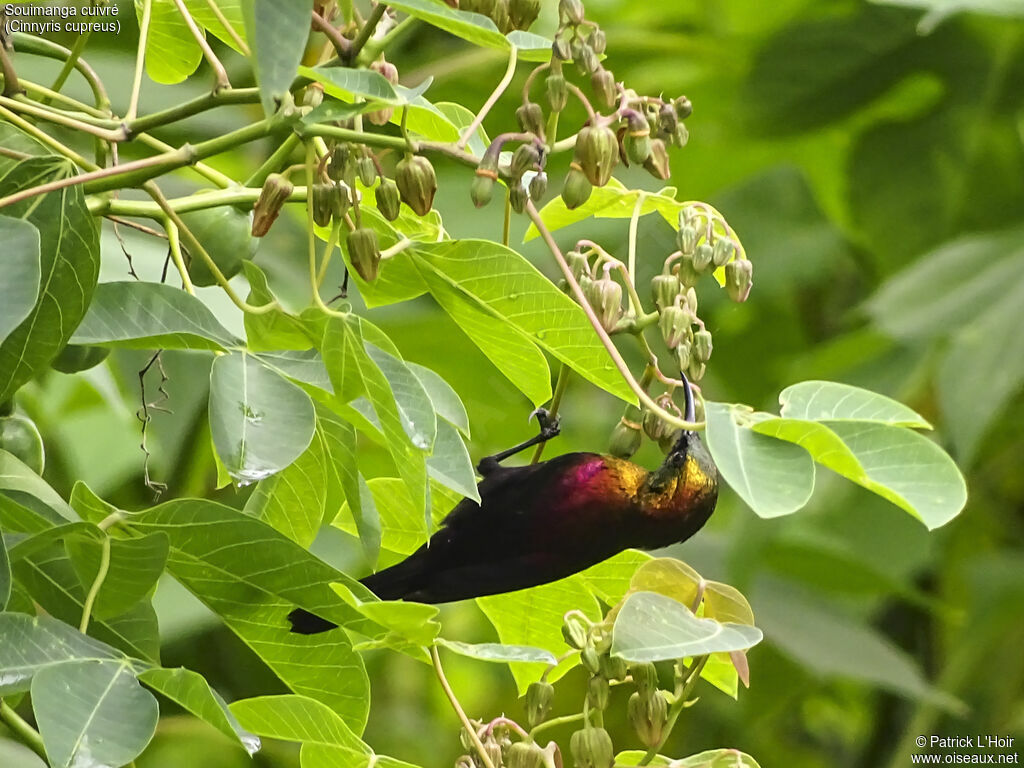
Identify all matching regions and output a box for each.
[286,551,428,634]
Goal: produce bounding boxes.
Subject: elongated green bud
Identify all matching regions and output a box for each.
[569,727,613,768]
[312,182,336,227]
[643,138,671,179]
[688,358,706,382]
[358,154,377,187]
[525,680,555,727]
[694,329,713,362]
[591,67,616,110]
[396,155,437,216]
[328,143,356,185]
[581,646,602,675]
[587,675,610,711]
[725,259,753,302]
[588,28,607,54]
[508,0,540,30]
[658,102,678,135]
[629,662,658,694]
[375,179,401,221]
[575,125,618,186]
[676,224,698,254]
[367,58,399,125]
[651,273,680,311]
[561,166,593,209]
[643,409,672,442]
[672,123,690,147]
[624,111,651,165]
[675,339,692,372]
[562,614,589,649]
[676,252,700,288]
[712,236,736,267]
[599,653,628,681]
[347,228,381,282]
[472,152,500,208]
[528,171,548,201]
[576,44,599,76]
[583,276,622,332]
[509,182,528,214]
[628,691,669,749]
[511,143,541,178]
[516,101,545,136]
[659,304,690,349]
[693,242,714,272]
[565,249,589,281]
[552,36,572,61]
[674,95,693,119]
[491,0,511,33]
[546,73,568,112]
[251,173,293,237]
[506,741,544,768]
[559,0,584,24]
[608,417,642,459]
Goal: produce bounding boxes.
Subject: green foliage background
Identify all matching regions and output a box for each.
[2,1,1022,767]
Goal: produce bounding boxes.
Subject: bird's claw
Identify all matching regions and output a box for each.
[529,407,561,438]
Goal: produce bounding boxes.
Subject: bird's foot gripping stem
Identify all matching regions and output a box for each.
[476,408,562,475]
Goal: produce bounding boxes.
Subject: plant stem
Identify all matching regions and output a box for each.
[164,217,196,294]
[0,42,21,97]
[46,28,92,100]
[637,656,708,766]
[305,143,348,317]
[360,15,418,62]
[89,185,309,217]
[458,45,518,150]
[247,132,301,187]
[0,94,124,142]
[10,31,110,111]
[503,193,512,247]
[430,645,497,768]
[135,132,234,188]
[0,103,96,170]
[203,0,250,55]
[626,192,645,315]
[124,87,262,137]
[348,2,388,64]
[530,711,586,740]
[531,365,570,464]
[313,10,352,60]
[172,0,231,91]
[0,700,47,762]
[79,536,111,634]
[525,201,702,432]
[128,0,152,120]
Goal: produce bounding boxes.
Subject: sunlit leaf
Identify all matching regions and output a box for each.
[436,639,557,665]
[778,380,931,428]
[136,0,202,84]
[66,532,169,620]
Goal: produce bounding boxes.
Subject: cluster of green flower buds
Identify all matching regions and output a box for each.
[570,726,613,768]
[367,57,399,125]
[251,173,293,237]
[580,270,622,333]
[627,684,669,748]
[312,180,349,227]
[460,0,540,33]
[396,154,437,216]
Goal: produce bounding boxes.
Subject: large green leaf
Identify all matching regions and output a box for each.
[71,281,240,351]
[704,402,815,518]
[365,343,437,452]
[66,533,169,620]
[409,362,470,435]
[411,240,634,404]
[777,380,931,428]
[611,591,763,662]
[242,262,315,351]
[0,157,100,403]
[208,352,316,485]
[184,0,249,52]
[136,0,202,83]
[139,667,259,753]
[32,659,159,768]
[436,639,557,665]
[0,525,9,611]
[0,217,40,345]
[477,575,601,693]
[243,0,313,115]
[0,450,75,521]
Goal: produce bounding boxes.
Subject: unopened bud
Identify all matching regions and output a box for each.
[575,125,618,186]
[328,143,356,185]
[251,173,292,237]
[367,58,399,125]
[528,171,548,200]
[599,653,628,681]
[552,36,572,61]
[516,101,545,135]
[562,614,589,649]
[651,273,680,311]
[624,111,651,165]
[675,339,692,372]
[347,228,381,282]
[693,242,714,272]
[643,138,671,179]
[485,742,504,768]
[583,276,622,333]
[672,123,689,147]
[569,727,613,768]
[312,182,336,227]
[588,28,607,55]
[509,181,528,214]
[659,305,690,349]
[629,662,658,694]
[301,83,323,108]
[358,155,377,187]
[525,681,555,727]
[490,0,511,33]
[506,741,544,768]
[725,259,753,302]
[581,647,602,675]
[676,252,700,288]
[576,44,599,76]
[472,152,499,208]
[561,166,593,209]
[659,428,681,454]
[508,0,540,30]
[676,224,698,254]
[396,155,437,216]
[693,329,713,362]
[712,236,736,267]
[608,418,642,458]
[375,178,401,221]
[566,249,589,281]
[658,102,678,135]
[643,408,673,442]
[627,691,669,749]
[559,0,584,25]
[591,67,616,110]
[587,675,610,711]
[688,359,706,382]
[674,95,693,120]
[511,143,541,178]
[684,286,698,315]
[546,73,568,112]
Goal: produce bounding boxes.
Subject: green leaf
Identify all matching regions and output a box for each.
[0,217,40,345]
[409,362,470,435]
[7,523,102,567]
[136,0,202,84]
[578,550,653,606]
[208,352,316,485]
[71,281,240,351]
[184,0,249,52]
[243,0,313,116]
[436,639,557,665]
[435,101,491,158]
[0,613,128,694]
[777,381,932,428]
[139,667,260,754]
[411,240,634,404]
[319,316,429,536]
[0,450,74,521]
[230,694,368,753]
[242,262,315,351]
[752,417,967,529]
[0,525,9,610]
[477,575,601,693]
[257,349,333,393]
[704,403,815,518]
[427,419,480,502]
[617,749,761,768]
[66,533,169,620]
[32,659,158,768]
[0,157,100,403]
[302,66,402,104]
[384,0,551,61]
[365,343,437,452]
[331,583,440,647]
[611,592,763,662]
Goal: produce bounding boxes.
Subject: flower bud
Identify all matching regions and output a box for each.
[658,102,678,135]
[559,0,584,24]
[583,276,622,333]
[624,112,651,165]
[576,44,600,76]
[508,0,540,30]
[659,304,690,349]
[693,242,714,272]
[684,286,698,314]
[328,143,355,184]
[591,67,616,110]
[546,73,568,112]
[674,95,693,120]
[516,101,545,135]
[587,675,610,711]
[627,691,669,749]
[643,138,671,179]
[509,182,528,214]
[688,359,706,382]
[490,0,511,33]
[712,236,735,267]
[561,166,593,209]
[675,224,698,255]
[651,273,680,311]
[659,429,681,454]
[591,627,612,654]
[476,0,496,14]
[375,179,401,221]
[357,155,377,187]
[460,0,480,10]
[629,663,658,694]
[347,227,381,282]
[396,155,437,216]
[565,249,589,281]
[472,151,499,208]
[562,614,589,649]
[569,727,613,768]
[693,329,713,362]
[675,339,692,372]
[608,417,642,459]
[581,646,602,674]
[301,83,324,108]
[368,58,399,125]
[575,125,618,186]
[672,123,689,147]
[312,182,336,227]
[511,143,541,178]
[552,36,572,61]
[599,653,628,681]
[485,741,504,768]
[725,259,753,302]
[525,681,555,727]
[528,171,548,201]
[676,252,700,288]
[588,28,607,55]
[507,741,544,768]
[643,409,672,442]
[251,173,293,237]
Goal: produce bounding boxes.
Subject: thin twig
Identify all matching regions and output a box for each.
[0,94,125,142]
[136,351,170,499]
[79,536,111,633]
[10,31,111,111]
[203,0,250,55]
[171,0,231,91]
[46,28,92,100]
[457,44,518,150]
[531,365,570,464]
[313,10,352,59]
[0,103,96,169]
[347,2,388,64]
[430,645,497,768]
[0,41,22,97]
[127,0,152,120]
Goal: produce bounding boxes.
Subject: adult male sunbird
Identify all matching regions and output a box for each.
[288,375,718,634]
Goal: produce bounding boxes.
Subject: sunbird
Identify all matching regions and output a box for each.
[288,376,718,634]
